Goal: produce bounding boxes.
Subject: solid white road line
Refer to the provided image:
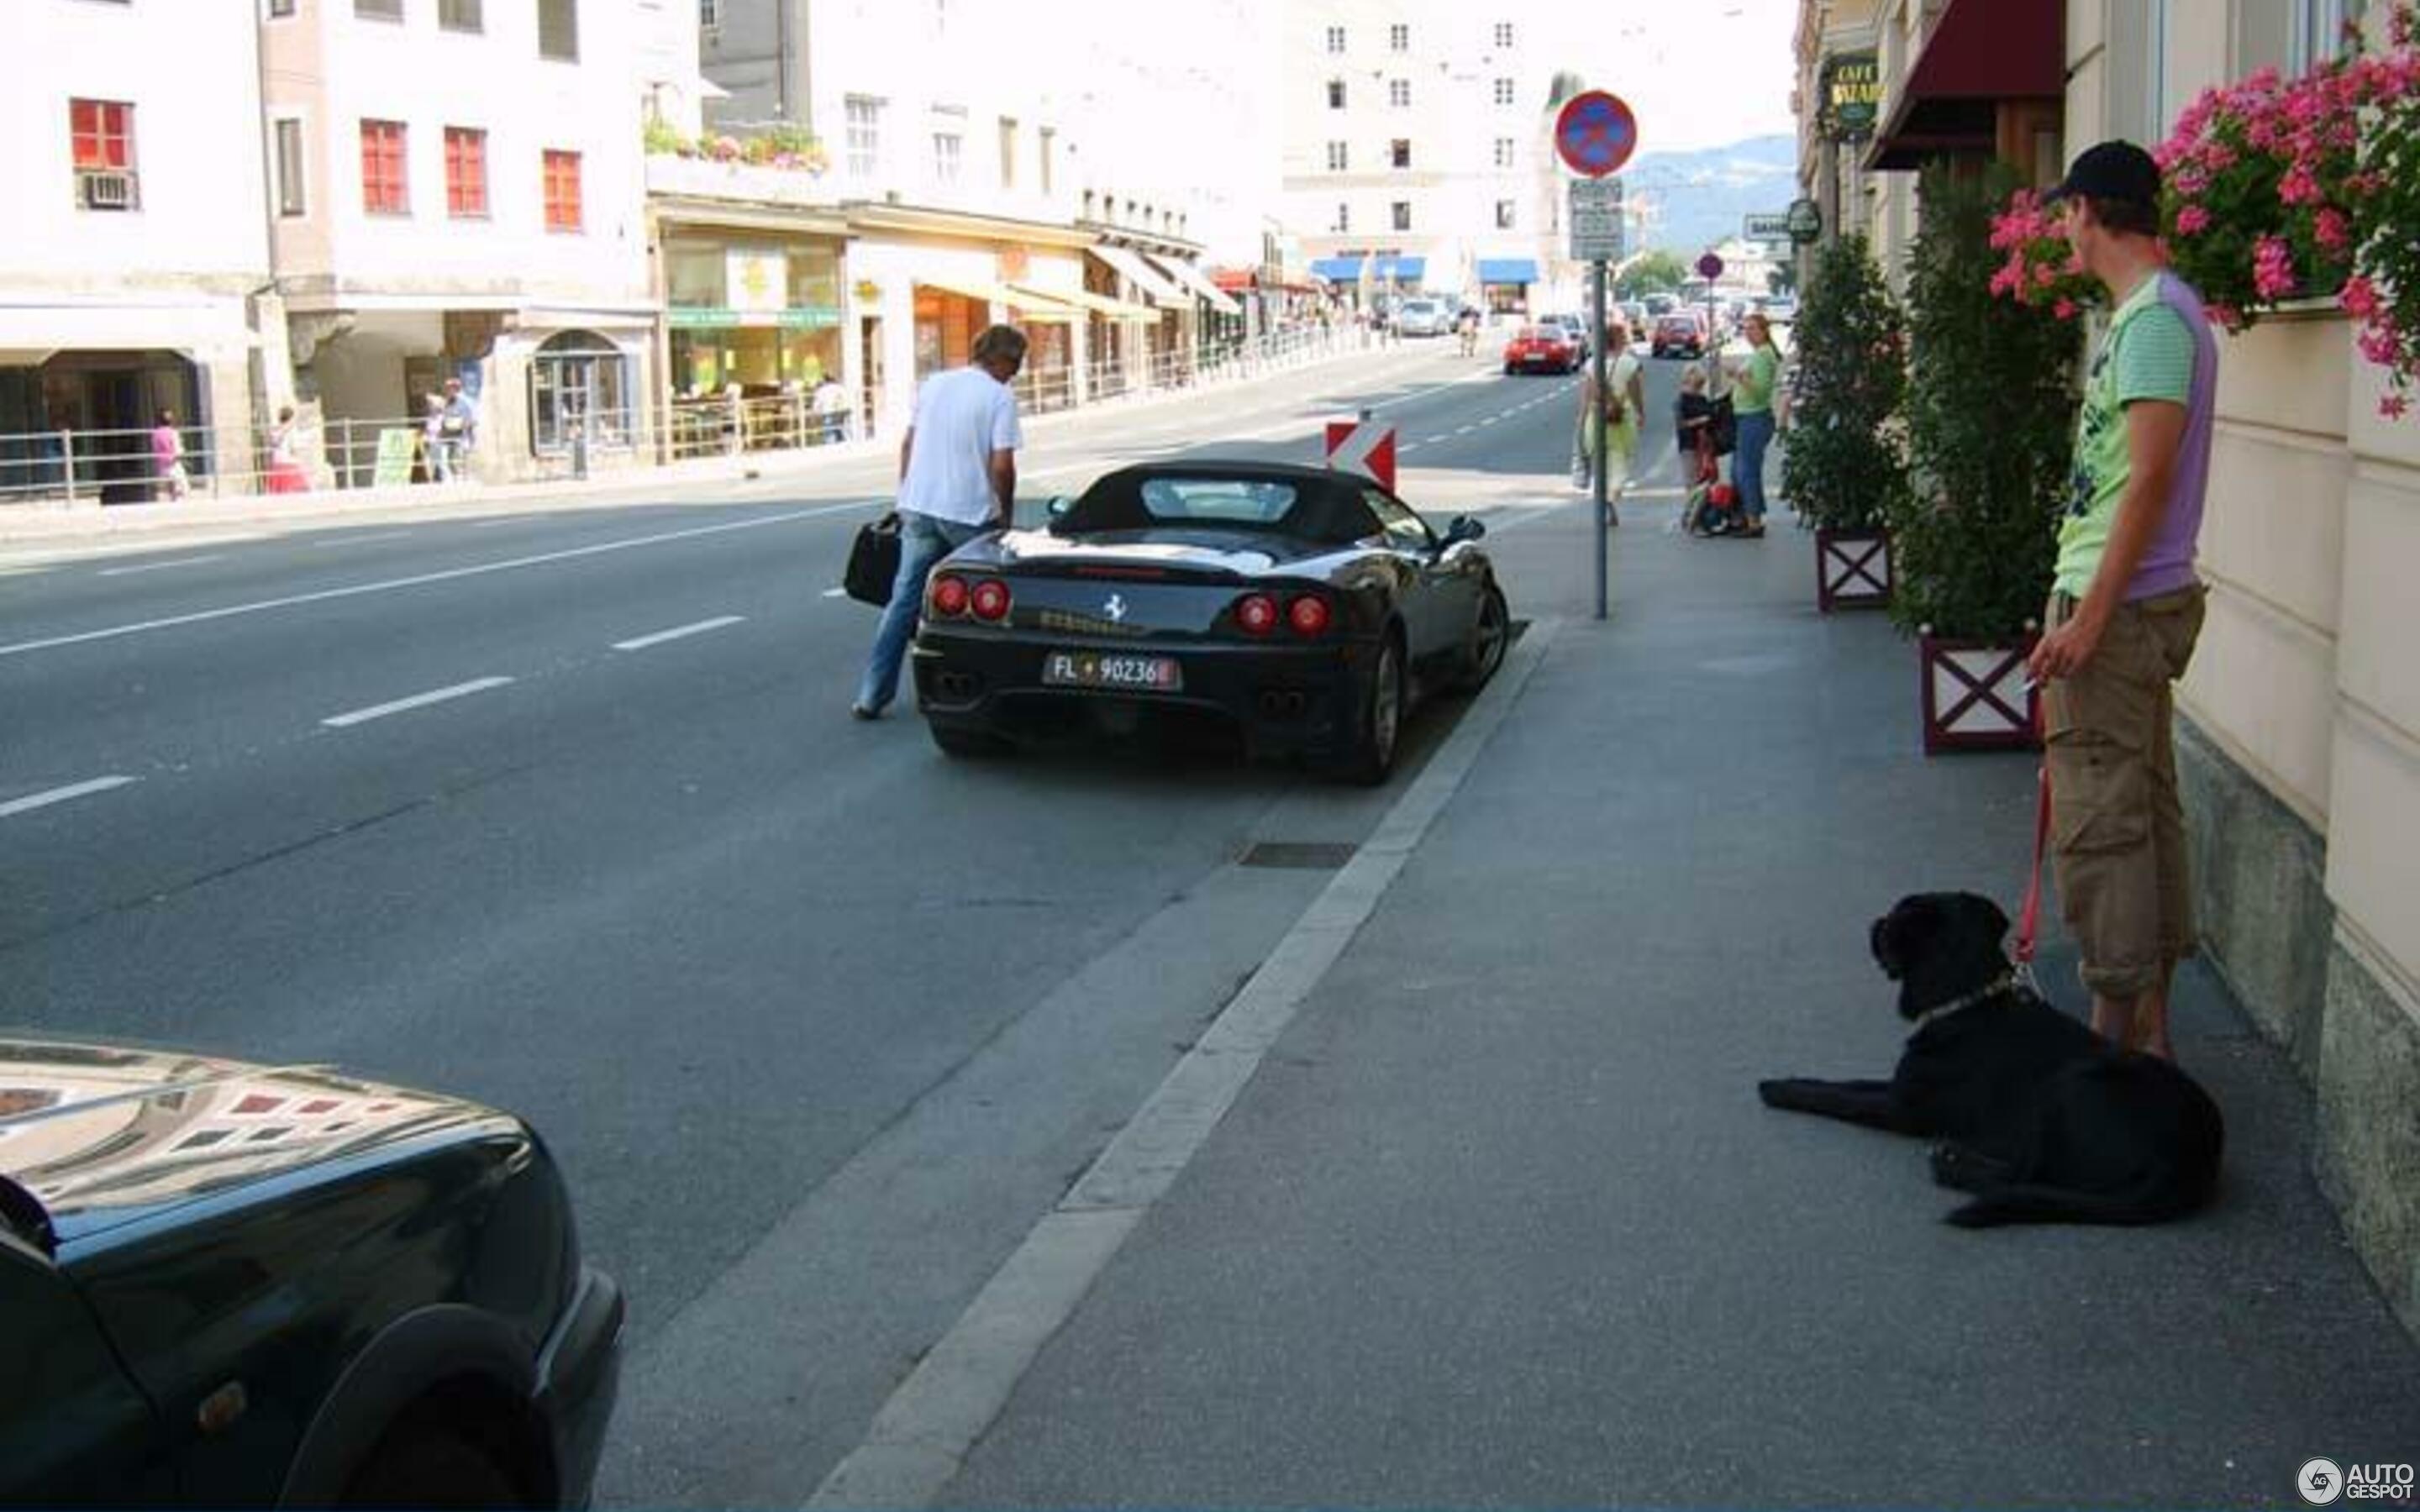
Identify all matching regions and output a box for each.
[0,775,139,821]
[0,505,853,660]
[314,531,413,547]
[612,616,745,652]
[322,677,514,728]
[97,554,227,577]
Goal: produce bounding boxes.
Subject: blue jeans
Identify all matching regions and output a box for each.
[855,510,987,712]
[1733,411,1775,522]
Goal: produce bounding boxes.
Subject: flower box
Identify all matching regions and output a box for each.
[1918,635,2040,755]
[1815,525,1892,612]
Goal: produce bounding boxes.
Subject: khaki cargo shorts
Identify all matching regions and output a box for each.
[2041,584,2207,999]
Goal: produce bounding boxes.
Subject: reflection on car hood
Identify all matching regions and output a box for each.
[0,1037,498,1245]
[960,528,1351,575]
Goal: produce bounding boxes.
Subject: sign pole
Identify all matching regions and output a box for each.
[1591,255,1609,621]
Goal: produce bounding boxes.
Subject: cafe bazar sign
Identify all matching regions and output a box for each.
[1822,51,1881,142]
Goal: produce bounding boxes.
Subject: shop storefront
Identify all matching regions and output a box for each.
[1476,257,1541,317]
[661,234,848,455]
[0,349,204,503]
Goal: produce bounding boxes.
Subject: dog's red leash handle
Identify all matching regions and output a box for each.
[2014,694,2051,976]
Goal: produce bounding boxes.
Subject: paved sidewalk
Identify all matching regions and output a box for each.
[923,491,2420,1506]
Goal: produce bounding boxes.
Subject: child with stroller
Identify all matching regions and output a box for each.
[1675,366,1746,538]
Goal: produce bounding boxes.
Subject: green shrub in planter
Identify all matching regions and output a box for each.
[1888,163,2083,640]
[1780,234,1910,532]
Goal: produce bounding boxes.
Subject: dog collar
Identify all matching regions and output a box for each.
[1912,974,2016,1032]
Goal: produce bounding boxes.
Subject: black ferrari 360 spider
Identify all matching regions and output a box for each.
[909,461,1510,783]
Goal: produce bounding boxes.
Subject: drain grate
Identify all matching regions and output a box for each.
[1239,842,1359,870]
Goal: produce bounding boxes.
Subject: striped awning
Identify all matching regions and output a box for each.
[913,276,1082,323]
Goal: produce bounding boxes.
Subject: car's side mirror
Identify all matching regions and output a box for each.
[1046,496,1074,520]
[1443,515,1486,546]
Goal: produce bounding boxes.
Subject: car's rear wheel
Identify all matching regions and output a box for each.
[1334,634,1403,786]
[930,723,1011,759]
[1457,584,1510,692]
[341,1424,530,1509]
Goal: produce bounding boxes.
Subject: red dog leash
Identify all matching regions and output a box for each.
[2012,696,2050,987]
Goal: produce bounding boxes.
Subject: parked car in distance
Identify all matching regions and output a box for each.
[1393,297,1455,337]
[1502,324,1581,374]
[913,462,1511,785]
[1652,312,1708,359]
[1618,301,1652,335]
[1643,292,1679,316]
[1539,312,1592,360]
[0,1035,622,1509]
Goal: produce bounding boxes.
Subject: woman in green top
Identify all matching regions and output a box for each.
[1724,312,1782,538]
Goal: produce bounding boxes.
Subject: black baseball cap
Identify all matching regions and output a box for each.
[2044,140,2161,207]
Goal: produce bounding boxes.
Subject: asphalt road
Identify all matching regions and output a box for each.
[0,335,1696,1506]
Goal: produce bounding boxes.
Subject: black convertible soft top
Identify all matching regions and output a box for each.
[1052,462,1384,546]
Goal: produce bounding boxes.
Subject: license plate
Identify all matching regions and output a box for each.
[1042,650,1181,691]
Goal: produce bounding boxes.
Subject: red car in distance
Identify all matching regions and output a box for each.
[1502,324,1580,375]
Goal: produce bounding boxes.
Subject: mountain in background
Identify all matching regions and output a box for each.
[1618,134,1799,256]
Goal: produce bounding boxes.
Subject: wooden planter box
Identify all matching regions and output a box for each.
[1815,526,1893,612]
[1919,634,2040,754]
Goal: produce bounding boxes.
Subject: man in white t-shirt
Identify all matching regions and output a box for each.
[852,323,1028,718]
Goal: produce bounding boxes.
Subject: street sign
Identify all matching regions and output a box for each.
[1325,416,1397,492]
[1787,198,1823,243]
[1744,212,1791,243]
[1697,252,1725,281]
[1822,51,1882,141]
[1554,91,1639,179]
[1569,178,1624,262]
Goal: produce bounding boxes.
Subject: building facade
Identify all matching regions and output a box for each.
[1812,0,2420,1339]
[3,0,281,502]
[1283,0,1559,311]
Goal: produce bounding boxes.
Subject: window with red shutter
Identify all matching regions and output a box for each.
[69,99,138,210]
[445,127,487,218]
[544,150,583,233]
[361,119,409,214]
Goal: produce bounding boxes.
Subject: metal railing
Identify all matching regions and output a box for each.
[0,322,1386,507]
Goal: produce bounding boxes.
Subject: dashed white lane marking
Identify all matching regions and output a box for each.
[1424,434,1449,444]
[1455,425,1476,434]
[314,531,413,548]
[612,616,744,652]
[0,775,138,821]
[0,505,850,661]
[97,555,226,578]
[822,586,850,599]
[322,676,515,728]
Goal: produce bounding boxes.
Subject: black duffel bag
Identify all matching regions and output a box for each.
[844,512,902,606]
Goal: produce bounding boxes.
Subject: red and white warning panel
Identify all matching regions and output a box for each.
[1323,417,1397,492]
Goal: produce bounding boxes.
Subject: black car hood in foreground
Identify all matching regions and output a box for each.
[0,1037,500,1247]
[958,527,1355,576]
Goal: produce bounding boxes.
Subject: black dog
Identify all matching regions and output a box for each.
[1758,891,2224,1227]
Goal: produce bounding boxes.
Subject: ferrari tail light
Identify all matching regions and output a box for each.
[969,578,1013,622]
[1235,593,1280,636]
[929,573,971,617]
[1286,595,1333,637]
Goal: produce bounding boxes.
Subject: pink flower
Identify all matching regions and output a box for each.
[2173,167,2212,197]
[2360,326,2402,365]
[2034,264,2056,289]
[2279,160,2323,205]
[2315,207,2351,251]
[2175,205,2212,235]
[2342,275,2381,318]
[2381,391,2412,421]
[2054,298,2079,320]
[2208,303,2244,332]
[2253,235,2298,301]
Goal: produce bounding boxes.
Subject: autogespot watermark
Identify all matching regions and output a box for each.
[2300,1457,2417,1504]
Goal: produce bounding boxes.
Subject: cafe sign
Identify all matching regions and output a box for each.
[1822,51,1881,142]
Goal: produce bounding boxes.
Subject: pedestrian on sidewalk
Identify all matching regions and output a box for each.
[1573,316,1644,526]
[813,373,852,445]
[1722,312,1782,537]
[431,376,477,482]
[851,323,1028,720]
[150,409,188,501]
[265,405,310,494]
[2024,140,2218,1063]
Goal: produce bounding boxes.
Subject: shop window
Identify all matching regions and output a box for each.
[665,240,725,307]
[71,99,138,212]
[544,150,582,232]
[446,128,488,218]
[360,118,408,215]
[539,0,578,60]
[786,244,840,312]
[530,330,629,454]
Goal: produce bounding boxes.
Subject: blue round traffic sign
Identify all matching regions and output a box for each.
[1555,91,1639,179]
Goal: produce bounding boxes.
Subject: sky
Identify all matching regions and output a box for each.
[1560,0,1800,154]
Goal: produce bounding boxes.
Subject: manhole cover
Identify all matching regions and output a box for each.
[1239,842,1359,869]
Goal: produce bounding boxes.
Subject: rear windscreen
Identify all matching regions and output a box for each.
[1057,475,1378,544]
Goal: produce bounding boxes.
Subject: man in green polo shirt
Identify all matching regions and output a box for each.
[2026,141,2218,1062]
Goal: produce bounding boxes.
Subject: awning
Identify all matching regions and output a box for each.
[1014,284,1156,320]
[1865,0,2062,171]
[1085,245,1189,306]
[1211,267,1256,292]
[1145,255,1244,315]
[913,276,1082,323]
[1305,255,1426,285]
[1476,258,1540,285]
[0,300,258,357]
